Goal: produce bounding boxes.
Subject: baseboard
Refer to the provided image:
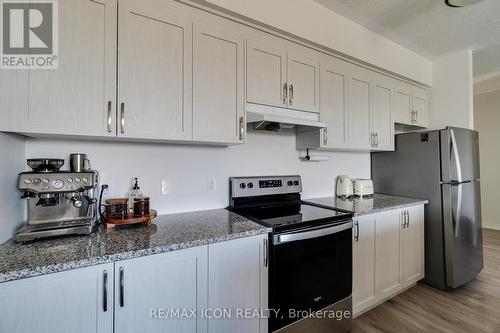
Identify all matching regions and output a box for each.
[353,282,418,318]
[483,224,500,231]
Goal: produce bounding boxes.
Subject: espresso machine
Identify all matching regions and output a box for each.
[16,158,100,243]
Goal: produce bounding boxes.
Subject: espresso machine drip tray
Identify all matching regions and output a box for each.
[16,218,96,243]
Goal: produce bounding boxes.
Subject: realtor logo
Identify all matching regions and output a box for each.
[1,0,58,69]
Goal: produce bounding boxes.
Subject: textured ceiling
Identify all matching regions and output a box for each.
[314,0,500,78]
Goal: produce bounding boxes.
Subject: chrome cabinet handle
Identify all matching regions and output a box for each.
[103,270,108,312]
[283,83,288,105]
[239,116,244,141]
[375,132,379,147]
[119,267,124,308]
[407,210,410,228]
[323,128,328,146]
[289,84,294,105]
[106,101,112,133]
[354,221,360,241]
[401,211,406,228]
[120,103,125,134]
[263,238,268,267]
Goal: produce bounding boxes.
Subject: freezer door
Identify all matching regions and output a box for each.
[442,181,483,288]
[441,127,480,182]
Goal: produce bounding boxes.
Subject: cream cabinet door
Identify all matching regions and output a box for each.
[374,210,404,299]
[208,234,268,333]
[246,36,287,108]
[371,79,394,151]
[286,47,320,113]
[10,0,117,136]
[193,19,245,144]
[0,263,113,333]
[403,205,425,287]
[393,85,412,125]
[117,0,192,140]
[319,57,348,148]
[412,89,428,128]
[353,215,377,314]
[114,246,208,333]
[347,69,371,149]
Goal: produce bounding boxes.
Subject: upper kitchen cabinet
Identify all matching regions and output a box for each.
[296,55,348,150]
[412,87,428,128]
[347,67,371,150]
[286,45,320,113]
[246,35,320,113]
[371,75,394,151]
[117,0,192,141]
[10,0,117,137]
[246,35,287,109]
[393,81,428,128]
[193,17,245,144]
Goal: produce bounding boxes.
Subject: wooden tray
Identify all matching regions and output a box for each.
[106,209,157,227]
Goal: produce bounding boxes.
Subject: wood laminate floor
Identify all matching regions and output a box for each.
[353,228,500,333]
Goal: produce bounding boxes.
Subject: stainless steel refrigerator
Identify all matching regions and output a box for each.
[372,127,483,290]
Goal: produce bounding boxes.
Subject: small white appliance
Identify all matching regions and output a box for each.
[336,175,354,198]
[353,179,374,197]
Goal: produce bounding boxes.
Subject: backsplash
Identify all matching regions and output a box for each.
[25,130,370,214]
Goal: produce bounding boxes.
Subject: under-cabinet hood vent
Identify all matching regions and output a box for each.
[246,104,326,133]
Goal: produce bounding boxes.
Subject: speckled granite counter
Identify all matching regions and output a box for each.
[304,193,428,216]
[0,209,270,284]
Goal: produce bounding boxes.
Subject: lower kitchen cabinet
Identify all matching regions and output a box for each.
[403,205,425,287]
[352,215,377,314]
[0,263,114,333]
[114,246,208,333]
[208,234,268,333]
[0,236,270,333]
[353,205,425,316]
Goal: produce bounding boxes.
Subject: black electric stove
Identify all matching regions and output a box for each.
[228,176,353,333]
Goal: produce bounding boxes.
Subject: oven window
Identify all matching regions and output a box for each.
[269,226,352,332]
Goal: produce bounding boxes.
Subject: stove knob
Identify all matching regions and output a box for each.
[247,182,254,189]
[24,179,32,184]
[32,178,41,185]
[287,181,293,186]
[75,177,81,183]
[82,177,88,183]
[67,178,73,183]
[294,181,299,186]
[239,183,246,189]
[42,179,49,184]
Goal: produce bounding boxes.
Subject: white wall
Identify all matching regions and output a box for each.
[25,131,370,215]
[200,0,432,86]
[429,50,474,130]
[0,133,26,243]
[474,90,500,230]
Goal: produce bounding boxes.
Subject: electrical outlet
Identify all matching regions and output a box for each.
[207,178,216,193]
[161,179,171,195]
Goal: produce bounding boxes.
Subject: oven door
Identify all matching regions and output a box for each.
[269,220,353,333]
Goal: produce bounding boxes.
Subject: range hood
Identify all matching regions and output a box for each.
[246,104,326,133]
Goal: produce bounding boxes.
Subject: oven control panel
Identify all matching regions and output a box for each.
[230,176,302,198]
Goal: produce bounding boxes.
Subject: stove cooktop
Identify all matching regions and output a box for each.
[231,202,352,233]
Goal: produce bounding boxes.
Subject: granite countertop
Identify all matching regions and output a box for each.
[0,209,270,284]
[304,193,428,216]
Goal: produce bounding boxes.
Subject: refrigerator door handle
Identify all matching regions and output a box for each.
[450,129,463,183]
[453,184,463,238]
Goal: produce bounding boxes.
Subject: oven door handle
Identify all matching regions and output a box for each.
[274,221,353,245]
